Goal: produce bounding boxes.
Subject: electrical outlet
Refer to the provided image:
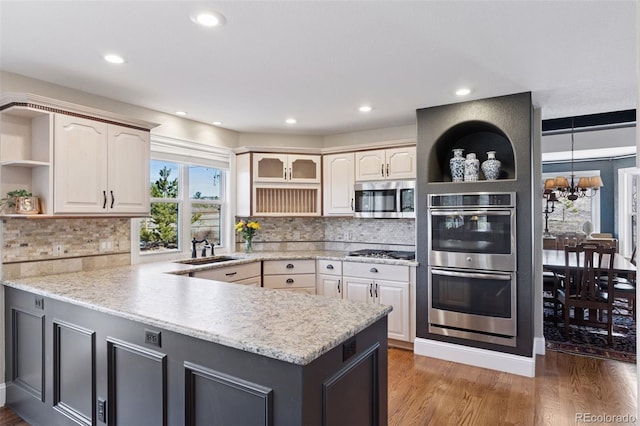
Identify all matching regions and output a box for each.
[99,240,113,252]
[34,297,44,310]
[97,398,106,423]
[52,243,63,257]
[145,329,161,347]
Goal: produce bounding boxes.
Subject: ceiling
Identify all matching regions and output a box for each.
[0,1,637,136]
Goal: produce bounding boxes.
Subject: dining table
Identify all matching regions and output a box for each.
[542,249,636,275]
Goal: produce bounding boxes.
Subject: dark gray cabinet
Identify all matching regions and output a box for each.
[4,287,388,425]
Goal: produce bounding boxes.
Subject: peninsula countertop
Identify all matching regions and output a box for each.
[2,251,400,366]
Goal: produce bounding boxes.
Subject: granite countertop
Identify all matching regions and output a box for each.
[2,250,402,366]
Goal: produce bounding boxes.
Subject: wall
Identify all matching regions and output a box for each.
[0,71,239,149]
[323,124,415,150]
[238,133,323,151]
[2,218,131,280]
[542,155,636,237]
[235,217,415,253]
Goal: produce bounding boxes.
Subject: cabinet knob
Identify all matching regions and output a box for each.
[286,278,294,284]
[326,264,334,270]
[369,267,378,273]
[466,257,472,262]
[286,263,294,269]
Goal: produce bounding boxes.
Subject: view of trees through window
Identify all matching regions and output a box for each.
[140,160,223,253]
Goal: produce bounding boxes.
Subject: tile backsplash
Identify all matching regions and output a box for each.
[236,217,415,252]
[2,218,131,279]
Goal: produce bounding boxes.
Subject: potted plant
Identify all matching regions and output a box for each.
[0,189,40,214]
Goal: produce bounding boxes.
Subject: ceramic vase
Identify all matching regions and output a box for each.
[244,239,253,253]
[464,153,479,182]
[449,148,465,182]
[481,151,501,181]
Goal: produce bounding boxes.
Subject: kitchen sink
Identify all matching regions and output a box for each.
[175,256,238,266]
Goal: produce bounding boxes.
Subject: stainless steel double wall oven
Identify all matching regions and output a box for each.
[428,192,517,346]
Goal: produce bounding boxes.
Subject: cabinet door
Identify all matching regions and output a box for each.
[108,125,150,214]
[253,154,287,183]
[343,277,373,304]
[376,279,410,341]
[323,153,354,215]
[386,147,416,180]
[354,150,385,182]
[288,155,320,183]
[233,276,262,287]
[317,274,342,299]
[54,114,108,213]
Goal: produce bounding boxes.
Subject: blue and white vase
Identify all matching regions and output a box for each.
[464,153,479,182]
[481,151,501,181]
[449,148,465,182]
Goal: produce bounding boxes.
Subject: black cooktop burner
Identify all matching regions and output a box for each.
[347,249,415,260]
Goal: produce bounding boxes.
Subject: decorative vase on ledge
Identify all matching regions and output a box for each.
[244,239,253,253]
[481,151,501,181]
[464,153,479,182]
[449,148,465,182]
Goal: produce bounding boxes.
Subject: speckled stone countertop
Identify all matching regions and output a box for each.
[2,250,407,366]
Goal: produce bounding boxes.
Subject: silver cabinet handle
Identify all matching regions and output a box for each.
[369,268,378,273]
[286,263,294,269]
[350,198,354,211]
[286,278,294,284]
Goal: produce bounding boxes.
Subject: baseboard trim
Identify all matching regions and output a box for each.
[414,337,536,377]
[534,337,546,356]
[0,382,6,407]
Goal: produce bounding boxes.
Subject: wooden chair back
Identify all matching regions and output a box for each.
[563,243,615,303]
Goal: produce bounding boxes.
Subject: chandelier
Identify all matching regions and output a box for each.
[543,119,603,201]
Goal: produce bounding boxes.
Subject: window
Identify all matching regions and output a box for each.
[139,161,226,256]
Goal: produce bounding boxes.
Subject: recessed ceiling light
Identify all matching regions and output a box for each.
[212,121,222,126]
[175,111,187,116]
[191,11,226,27]
[455,88,471,96]
[285,118,297,124]
[104,54,124,64]
[359,105,373,113]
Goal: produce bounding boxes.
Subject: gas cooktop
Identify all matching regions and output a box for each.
[347,249,415,260]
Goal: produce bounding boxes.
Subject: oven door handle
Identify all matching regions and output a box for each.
[429,210,511,216]
[431,269,512,281]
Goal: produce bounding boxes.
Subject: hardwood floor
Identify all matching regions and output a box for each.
[388,348,637,426]
[1,348,636,426]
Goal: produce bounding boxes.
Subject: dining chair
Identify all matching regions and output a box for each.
[598,245,636,317]
[556,243,615,345]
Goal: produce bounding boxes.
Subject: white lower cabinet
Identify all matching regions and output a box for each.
[316,259,343,298]
[343,262,411,342]
[263,259,316,294]
[192,262,262,287]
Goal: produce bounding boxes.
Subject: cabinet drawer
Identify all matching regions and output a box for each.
[263,274,316,289]
[343,262,409,282]
[193,262,261,282]
[317,259,342,276]
[263,260,315,275]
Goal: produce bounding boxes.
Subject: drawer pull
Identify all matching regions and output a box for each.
[326,264,334,270]
[225,272,237,277]
[369,268,378,273]
[286,278,294,284]
[286,264,294,269]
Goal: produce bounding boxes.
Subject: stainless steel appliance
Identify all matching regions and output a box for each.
[347,249,415,260]
[354,180,415,218]
[428,192,516,272]
[427,192,517,346]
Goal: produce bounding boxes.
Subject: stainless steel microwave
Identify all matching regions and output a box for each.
[354,180,415,218]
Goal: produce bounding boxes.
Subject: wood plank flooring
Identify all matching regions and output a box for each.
[0,348,636,426]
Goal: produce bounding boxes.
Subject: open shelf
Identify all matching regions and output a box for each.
[427,120,516,183]
[1,160,50,168]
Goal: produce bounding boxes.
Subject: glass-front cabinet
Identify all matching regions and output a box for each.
[253,153,320,183]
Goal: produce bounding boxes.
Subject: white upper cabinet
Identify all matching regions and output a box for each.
[54,114,150,214]
[253,153,320,183]
[323,152,355,215]
[355,146,416,181]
